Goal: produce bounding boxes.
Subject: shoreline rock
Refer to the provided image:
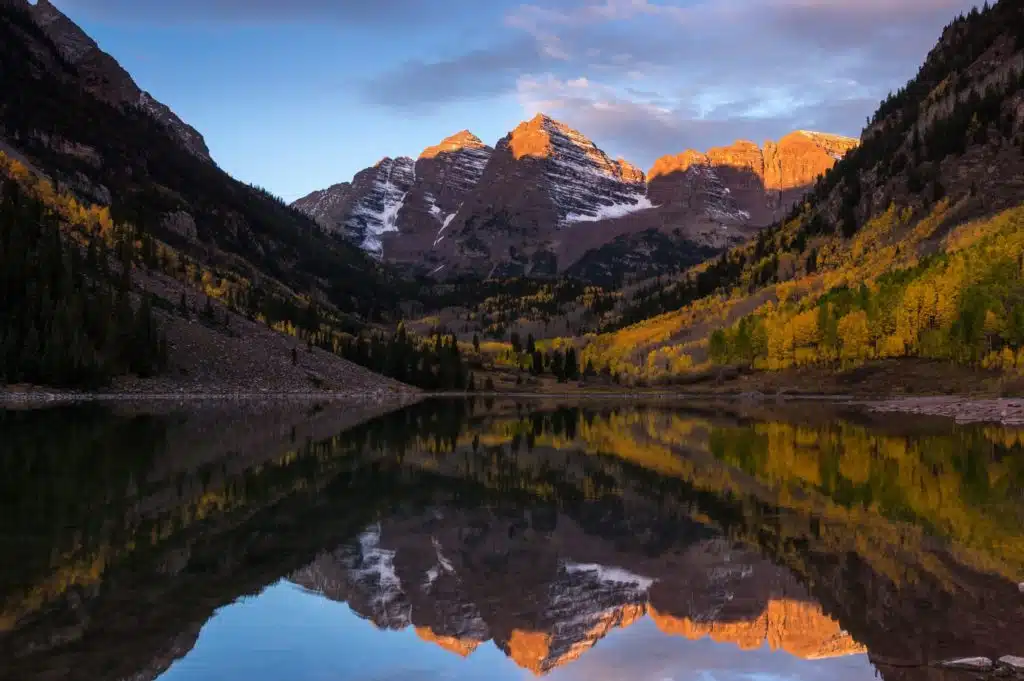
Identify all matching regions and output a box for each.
[932,656,1024,676]
[939,657,995,671]
[867,397,1024,425]
[0,388,421,407]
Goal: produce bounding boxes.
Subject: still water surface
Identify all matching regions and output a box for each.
[1,398,1023,681]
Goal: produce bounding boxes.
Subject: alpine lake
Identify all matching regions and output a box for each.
[1,397,1023,681]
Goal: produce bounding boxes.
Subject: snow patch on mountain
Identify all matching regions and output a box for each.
[563,562,655,589]
[565,196,655,223]
[425,192,444,220]
[345,157,415,255]
[424,536,456,590]
[345,524,411,628]
[693,165,751,223]
[434,205,461,247]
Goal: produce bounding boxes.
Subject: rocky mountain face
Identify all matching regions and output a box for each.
[21,0,211,161]
[647,131,859,228]
[385,130,493,265]
[336,156,416,254]
[293,131,493,259]
[290,511,865,675]
[427,114,653,278]
[289,181,353,237]
[295,119,855,282]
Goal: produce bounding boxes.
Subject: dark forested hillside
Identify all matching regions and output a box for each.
[0,2,478,391]
[0,174,166,387]
[0,2,398,324]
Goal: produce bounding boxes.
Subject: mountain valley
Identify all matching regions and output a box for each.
[4,0,1024,398]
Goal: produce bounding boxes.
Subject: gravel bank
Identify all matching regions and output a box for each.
[868,396,1024,425]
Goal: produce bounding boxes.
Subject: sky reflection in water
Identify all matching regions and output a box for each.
[160,581,876,681]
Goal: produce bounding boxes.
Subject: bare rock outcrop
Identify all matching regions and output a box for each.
[23,0,212,161]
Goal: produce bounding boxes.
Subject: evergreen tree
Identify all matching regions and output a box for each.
[565,347,579,380]
[551,350,565,381]
[532,350,543,375]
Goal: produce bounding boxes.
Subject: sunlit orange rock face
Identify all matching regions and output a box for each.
[615,159,646,184]
[648,131,856,188]
[503,604,646,675]
[650,599,866,660]
[415,627,481,657]
[508,115,556,160]
[763,131,859,192]
[648,149,714,179]
[647,130,858,225]
[419,130,490,160]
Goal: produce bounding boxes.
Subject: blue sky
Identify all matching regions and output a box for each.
[52,0,981,202]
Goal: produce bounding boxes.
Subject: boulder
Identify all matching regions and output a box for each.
[998,656,1024,672]
[938,657,994,671]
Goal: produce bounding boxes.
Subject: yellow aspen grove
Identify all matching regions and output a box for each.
[838,310,871,362]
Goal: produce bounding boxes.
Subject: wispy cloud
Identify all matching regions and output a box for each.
[367,0,978,167]
[68,0,981,170]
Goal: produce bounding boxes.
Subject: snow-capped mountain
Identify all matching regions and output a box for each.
[292,132,493,260]
[292,118,857,279]
[292,156,417,254]
[502,114,653,226]
[342,156,416,254]
[431,114,657,277]
[387,131,494,266]
[289,513,865,675]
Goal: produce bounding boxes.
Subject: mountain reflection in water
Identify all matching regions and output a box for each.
[0,398,1022,681]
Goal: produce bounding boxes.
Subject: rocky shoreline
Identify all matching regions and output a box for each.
[0,387,422,407]
[866,397,1024,425]
[7,389,1024,429]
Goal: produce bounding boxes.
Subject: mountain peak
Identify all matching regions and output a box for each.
[507,113,594,161]
[446,129,483,144]
[420,130,489,159]
[647,149,711,180]
[373,155,413,167]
